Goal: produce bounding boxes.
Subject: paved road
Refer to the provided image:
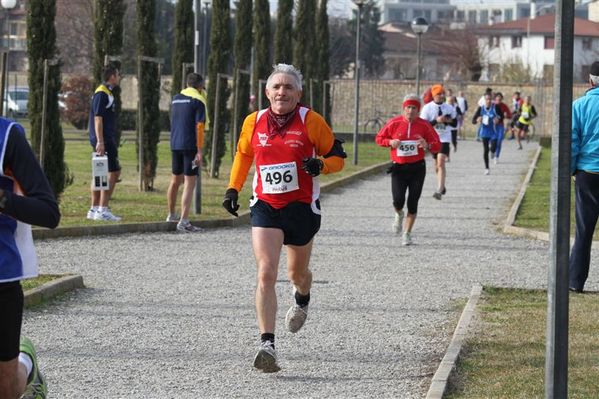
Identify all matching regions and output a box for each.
[29,139,552,398]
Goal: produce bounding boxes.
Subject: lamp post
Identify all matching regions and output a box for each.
[411,17,429,98]
[0,0,16,117]
[352,0,366,165]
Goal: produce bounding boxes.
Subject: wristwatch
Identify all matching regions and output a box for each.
[0,188,6,210]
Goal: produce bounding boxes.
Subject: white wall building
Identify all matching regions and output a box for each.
[477,13,599,82]
[379,0,455,24]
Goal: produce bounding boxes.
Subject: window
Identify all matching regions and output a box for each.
[505,9,513,21]
[456,10,465,21]
[545,36,555,49]
[389,9,408,21]
[437,10,453,21]
[481,10,489,24]
[468,10,477,24]
[512,36,522,48]
[582,37,592,51]
[489,36,500,48]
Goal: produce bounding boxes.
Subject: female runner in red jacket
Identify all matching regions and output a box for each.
[375,94,441,245]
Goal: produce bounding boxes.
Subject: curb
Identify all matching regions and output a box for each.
[24,274,85,307]
[426,285,483,399]
[32,161,390,240]
[503,145,542,229]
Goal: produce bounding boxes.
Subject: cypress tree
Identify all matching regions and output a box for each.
[315,0,330,119]
[93,0,125,146]
[204,0,231,177]
[293,0,316,105]
[360,2,385,78]
[253,0,270,108]
[137,0,161,190]
[232,0,252,151]
[172,0,194,93]
[274,0,293,64]
[26,0,71,197]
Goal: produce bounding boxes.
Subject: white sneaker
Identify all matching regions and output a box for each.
[86,209,96,220]
[253,341,280,373]
[176,221,202,233]
[484,169,490,175]
[285,304,309,333]
[392,211,403,235]
[493,158,498,165]
[402,231,412,246]
[93,209,122,221]
[166,213,180,222]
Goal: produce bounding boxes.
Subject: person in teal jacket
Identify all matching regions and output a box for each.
[569,61,599,293]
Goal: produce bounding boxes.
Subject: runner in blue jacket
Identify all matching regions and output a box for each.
[569,61,599,293]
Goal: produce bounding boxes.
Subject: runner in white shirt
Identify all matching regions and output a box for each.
[420,84,457,200]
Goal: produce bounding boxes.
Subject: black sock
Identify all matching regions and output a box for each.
[261,333,275,348]
[295,290,310,307]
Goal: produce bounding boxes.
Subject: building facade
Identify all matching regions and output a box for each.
[477,13,599,82]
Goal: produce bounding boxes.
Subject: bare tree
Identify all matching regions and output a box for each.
[55,0,95,74]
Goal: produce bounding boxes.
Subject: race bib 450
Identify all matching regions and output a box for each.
[396,140,419,157]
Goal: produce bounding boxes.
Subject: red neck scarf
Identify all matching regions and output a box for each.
[266,105,299,138]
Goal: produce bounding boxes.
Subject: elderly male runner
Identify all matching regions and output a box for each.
[0,117,60,398]
[222,64,346,372]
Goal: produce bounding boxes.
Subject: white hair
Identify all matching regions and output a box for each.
[266,64,303,90]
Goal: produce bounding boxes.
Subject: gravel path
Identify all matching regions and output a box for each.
[28,139,553,398]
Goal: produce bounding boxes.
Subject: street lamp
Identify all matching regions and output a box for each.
[352,0,366,165]
[0,0,16,117]
[411,17,429,98]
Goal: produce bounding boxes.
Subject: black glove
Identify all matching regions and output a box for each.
[222,188,239,217]
[301,157,323,177]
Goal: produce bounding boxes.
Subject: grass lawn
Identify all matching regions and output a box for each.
[514,146,594,238]
[55,137,389,227]
[21,274,62,291]
[446,287,599,398]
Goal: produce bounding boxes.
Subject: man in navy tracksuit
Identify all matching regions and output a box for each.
[569,61,599,293]
[166,73,207,232]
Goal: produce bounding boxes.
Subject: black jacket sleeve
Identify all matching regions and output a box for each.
[472,107,482,124]
[494,105,504,120]
[1,125,60,228]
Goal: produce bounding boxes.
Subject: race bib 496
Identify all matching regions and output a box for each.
[259,162,299,194]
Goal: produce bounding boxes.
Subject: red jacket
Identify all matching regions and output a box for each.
[375,115,441,164]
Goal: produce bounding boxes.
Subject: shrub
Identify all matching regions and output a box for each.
[61,75,93,130]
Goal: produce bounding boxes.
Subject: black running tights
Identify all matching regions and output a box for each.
[390,160,426,214]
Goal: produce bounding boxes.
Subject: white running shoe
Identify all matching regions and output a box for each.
[176,221,202,233]
[494,158,498,165]
[86,209,96,220]
[166,213,180,222]
[94,209,122,222]
[402,231,412,246]
[392,210,403,235]
[484,169,490,175]
[285,304,309,333]
[253,341,280,373]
